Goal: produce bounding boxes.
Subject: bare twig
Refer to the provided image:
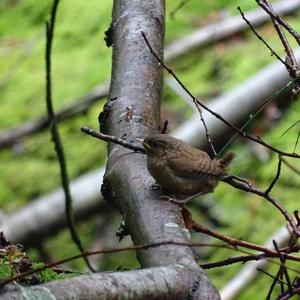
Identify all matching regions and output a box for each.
[257,268,288,287]
[280,120,300,153]
[223,176,300,236]
[265,155,282,195]
[169,0,191,19]
[238,6,287,67]
[141,32,217,157]
[218,81,293,156]
[280,120,300,137]
[165,0,300,61]
[219,225,295,300]
[266,240,290,300]
[278,289,299,300]
[256,0,300,46]
[45,0,94,272]
[294,130,300,153]
[200,254,267,269]
[274,240,293,295]
[141,31,300,158]
[81,126,145,153]
[263,0,299,78]
[190,220,300,264]
[193,101,218,157]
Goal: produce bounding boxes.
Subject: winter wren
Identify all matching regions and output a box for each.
[142,134,235,200]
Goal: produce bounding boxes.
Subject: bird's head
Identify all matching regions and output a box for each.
[141,134,178,156]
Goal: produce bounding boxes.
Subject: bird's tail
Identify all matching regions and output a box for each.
[219,152,235,169]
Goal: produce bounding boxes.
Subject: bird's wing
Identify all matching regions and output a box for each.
[167,147,223,179]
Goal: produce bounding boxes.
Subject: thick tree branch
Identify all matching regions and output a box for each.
[100,1,220,299]
[0,265,193,300]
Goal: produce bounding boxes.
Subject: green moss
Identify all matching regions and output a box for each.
[33,263,77,283]
[0,264,13,278]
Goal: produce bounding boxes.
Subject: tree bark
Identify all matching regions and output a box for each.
[100,0,220,299]
[0,265,205,300]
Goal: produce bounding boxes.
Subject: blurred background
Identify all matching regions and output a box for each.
[0,0,300,299]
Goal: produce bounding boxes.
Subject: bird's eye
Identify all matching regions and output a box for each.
[150,141,158,147]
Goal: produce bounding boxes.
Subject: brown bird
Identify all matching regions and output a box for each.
[142,134,235,202]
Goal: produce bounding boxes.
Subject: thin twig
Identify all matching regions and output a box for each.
[277,290,297,300]
[81,126,145,153]
[193,101,218,157]
[294,130,300,153]
[273,240,293,294]
[45,0,94,272]
[140,32,217,157]
[257,268,288,287]
[201,253,266,269]
[170,0,191,19]
[218,80,294,156]
[160,120,169,134]
[265,155,282,195]
[263,0,299,78]
[238,6,287,67]
[141,31,300,158]
[189,218,300,261]
[223,176,300,236]
[266,242,287,300]
[256,0,300,46]
[280,120,300,137]
[294,211,300,226]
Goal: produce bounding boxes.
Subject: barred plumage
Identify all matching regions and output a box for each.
[142,134,235,200]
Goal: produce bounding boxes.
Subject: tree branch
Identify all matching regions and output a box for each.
[100,0,220,299]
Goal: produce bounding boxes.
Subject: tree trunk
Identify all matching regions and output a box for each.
[101,0,220,299]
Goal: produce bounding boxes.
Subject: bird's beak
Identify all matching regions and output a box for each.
[136,138,150,151]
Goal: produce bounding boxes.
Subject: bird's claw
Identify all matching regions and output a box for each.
[150,183,161,191]
[159,195,171,201]
[159,195,185,206]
